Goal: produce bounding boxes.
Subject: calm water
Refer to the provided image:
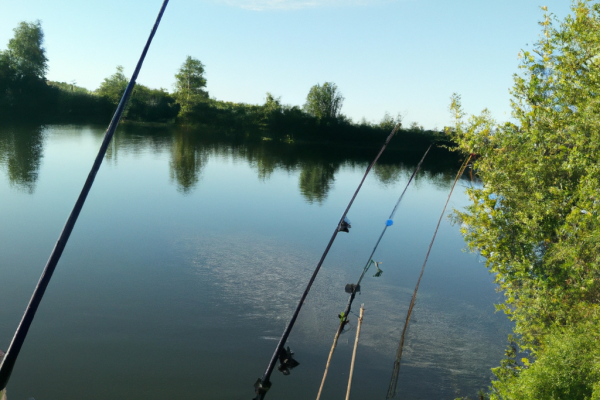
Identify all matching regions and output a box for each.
[0,124,511,400]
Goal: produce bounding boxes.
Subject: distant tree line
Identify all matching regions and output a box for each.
[0,21,445,150]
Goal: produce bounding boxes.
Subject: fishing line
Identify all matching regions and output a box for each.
[386,155,472,399]
[0,0,170,390]
[356,144,432,287]
[315,144,432,400]
[253,124,402,400]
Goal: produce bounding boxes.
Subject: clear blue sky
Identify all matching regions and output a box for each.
[0,0,573,129]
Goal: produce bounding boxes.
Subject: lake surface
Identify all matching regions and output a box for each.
[0,124,511,400]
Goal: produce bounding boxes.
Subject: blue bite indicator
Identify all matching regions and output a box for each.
[386,219,393,226]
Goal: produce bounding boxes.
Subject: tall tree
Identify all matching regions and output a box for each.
[7,21,48,79]
[303,82,344,120]
[174,56,208,115]
[96,65,128,106]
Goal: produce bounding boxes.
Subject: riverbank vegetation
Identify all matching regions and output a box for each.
[451,1,600,398]
[0,21,442,150]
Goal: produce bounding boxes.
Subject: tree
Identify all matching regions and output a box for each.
[0,51,13,108]
[174,56,208,115]
[407,121,424,132]
[263,92,282,114]
[128,85,179,122]
[379,111,402,131]
[96,65,128,106]
[450,1,600,397]
[259,92,283,129]
[0,21,49,115]
[303,82,344,120]
[7,21,48,79]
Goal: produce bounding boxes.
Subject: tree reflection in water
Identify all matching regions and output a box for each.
[298,162,338,204]
[169,131,207,194]
[373,163,404,186]
[0,124,463,201]
[254,153,277,181]
[0,124,45,194]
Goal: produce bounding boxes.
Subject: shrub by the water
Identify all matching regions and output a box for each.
[451,1,600,398]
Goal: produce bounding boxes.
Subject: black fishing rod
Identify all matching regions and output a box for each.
[0,0,170,390]
[386,155,472,399]
[316,144,432,400]
[253,125,401,400]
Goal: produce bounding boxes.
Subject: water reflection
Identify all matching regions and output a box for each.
[0,124,45,194]
[169,131,207,194]
[0,124,503,400]
[0,124,464,198]
[253,151,279,181]
[373,163,403,186]
[298,162,338,204]
[105,125,173,163]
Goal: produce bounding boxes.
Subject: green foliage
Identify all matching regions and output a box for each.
[407,121,425,132]
[0,20,50,117]
[491,320,600,399]
[180,95,439,150]
[379,111,402,131]
[174,56,208,116]
[303,82,344,120]
[128,85,179,123]
[48,85,113,122]
[6,20,47,79]
[95,66,179,122]
[96,65,128,106]
[0,21,438,148]
[261,92,283,127]
[451,1,600,398]
[47,80,91,95]
[0,51,13,109]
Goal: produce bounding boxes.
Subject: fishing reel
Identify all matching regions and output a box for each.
[344,283,360,294]
[277,346,300,375]
[338,216,352,233]
[253,378,271,398]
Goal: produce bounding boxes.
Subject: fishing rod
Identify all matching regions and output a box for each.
[386,155,472,399]
[253,124,401,400]
[0,0,170,390]
[315,144,432,400]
